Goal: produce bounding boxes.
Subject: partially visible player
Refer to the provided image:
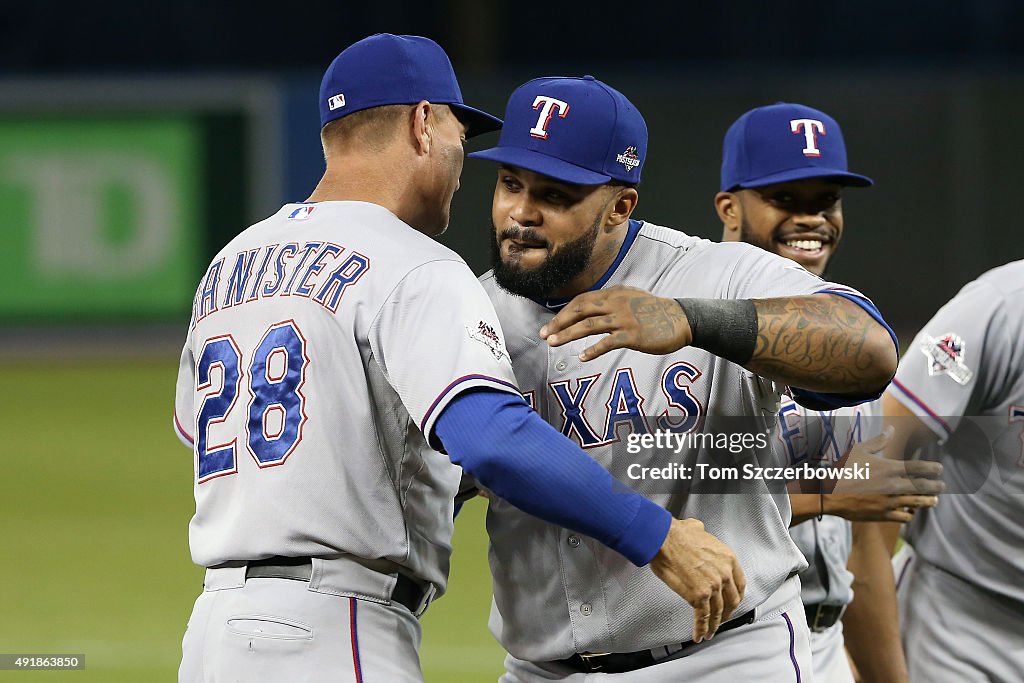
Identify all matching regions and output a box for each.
[470,76,900,682]
[717,102,940,683]
[172,36,738,683]
[884,259,1024,682]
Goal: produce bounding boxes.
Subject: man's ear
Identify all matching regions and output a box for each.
[410,100,433,156]
[607,187,639,227]
[715,191,741,239]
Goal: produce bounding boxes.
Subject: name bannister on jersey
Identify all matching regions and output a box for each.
[190,240,371,329]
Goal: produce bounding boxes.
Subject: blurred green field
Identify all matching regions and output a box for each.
[0,358,504,682]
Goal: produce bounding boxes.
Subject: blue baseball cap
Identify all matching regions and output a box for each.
[720,102,873,192]
[318,33,502,138]
[468,75,647,185]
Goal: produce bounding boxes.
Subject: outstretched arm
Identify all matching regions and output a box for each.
[789,427,943,525]
[437,388,745,642]
[540,286,897,399]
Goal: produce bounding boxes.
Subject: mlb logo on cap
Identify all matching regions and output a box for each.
[469,75,647,185]
[318,33,502,138]
[720,102,873,191]
[327,94,346,111]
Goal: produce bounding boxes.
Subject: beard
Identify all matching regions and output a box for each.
[737,216,776,256]
[491,211,603,299]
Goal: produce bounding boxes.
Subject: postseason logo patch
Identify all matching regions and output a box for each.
[616,145,641,173]
[467,321,507,361]
[920,332,974,385]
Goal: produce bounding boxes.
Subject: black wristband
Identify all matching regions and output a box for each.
[675,298,758,366]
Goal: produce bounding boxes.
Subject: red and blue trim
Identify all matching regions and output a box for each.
[174,412,194,446]
[349,597,363,683]
[890,379,953,437]
[420,375,520,433]
[781,611,802,682]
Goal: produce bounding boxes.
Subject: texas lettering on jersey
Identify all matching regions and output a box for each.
[478,221,880,660]
[776,397,868,466]
[523,361,704,447]
[189,240,370,328]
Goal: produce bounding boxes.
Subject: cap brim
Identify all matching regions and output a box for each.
[450,104,502,138]
[467,146,611,185]
[734,166,874,190]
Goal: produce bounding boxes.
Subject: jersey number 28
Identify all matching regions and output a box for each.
[195,320,308,483]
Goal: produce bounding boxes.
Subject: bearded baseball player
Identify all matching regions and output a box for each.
[172,36,738,683]
[883,259,1024,682]
[469,76,900,681]
[717,102,942,683]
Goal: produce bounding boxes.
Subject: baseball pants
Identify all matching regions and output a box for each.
[898,556,1024,683]
[179,566,423,682]
[501,576,814,682]
[808,621,854,683]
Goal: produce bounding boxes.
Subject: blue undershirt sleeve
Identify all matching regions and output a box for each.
[434,389,671,566]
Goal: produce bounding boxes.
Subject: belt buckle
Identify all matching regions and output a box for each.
[578,652,611,672]
[413,583,437,618]
[809,604,839,632]
[810,605,826,631]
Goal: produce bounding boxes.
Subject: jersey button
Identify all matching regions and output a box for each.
[555,360,568,372]
[580,602,593,616]
[568,535,581,547]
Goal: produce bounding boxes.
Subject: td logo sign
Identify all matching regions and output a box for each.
[0,118,201,318]
[10,153,173,278]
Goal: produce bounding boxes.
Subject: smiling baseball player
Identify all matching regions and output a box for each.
[172,37,735,683]
[717,102,942,683]
[469,76,900,681]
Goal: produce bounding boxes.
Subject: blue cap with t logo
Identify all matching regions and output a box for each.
[720,102,873,191]
[469,75,647,185]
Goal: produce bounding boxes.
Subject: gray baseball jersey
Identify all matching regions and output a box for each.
[786,398,882,609]
[481,219,873,661]
[173,201,520,595]
[887,259,1024,604]
[784,398,880,683]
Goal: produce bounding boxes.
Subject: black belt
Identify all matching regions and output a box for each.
[804,603,843,632]
[245,556,430,616]
[557,609,756,674]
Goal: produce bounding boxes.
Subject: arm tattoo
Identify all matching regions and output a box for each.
[749,296,879,390]
[630,296,683,344]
